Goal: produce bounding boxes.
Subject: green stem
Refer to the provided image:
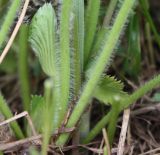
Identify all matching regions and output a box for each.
[107,104,120,144]
[72,1,84,152]
[18,24,30,111]
[42,79,54,155]
[59,0,73,124]
[0,0,21,48]
[72,0,84,95]
[56,0,136,146]
[122,74,160,109]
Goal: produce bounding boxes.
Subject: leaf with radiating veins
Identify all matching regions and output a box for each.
[29,3,57,77]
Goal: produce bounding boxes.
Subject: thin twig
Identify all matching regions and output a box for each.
[138,147,160,155]
[0,135,41,151]
[0,111,28,126]
[0,111,38,139]
[118,103,160,122]
[25,112,37,136]
[0,0,30,64]
[131,102,160,116]
[99,138,104,155]
[117,109,130,155]
[102,128,111,155]
[0,127,75,151]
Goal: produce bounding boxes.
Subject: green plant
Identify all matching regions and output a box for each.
[28,0,160,150]
[1,0,160,154]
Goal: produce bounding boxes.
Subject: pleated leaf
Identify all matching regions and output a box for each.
[29,3,57,77]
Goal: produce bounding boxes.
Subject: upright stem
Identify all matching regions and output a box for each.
[18,24,30,111]
[107,104,120,144]
[42,79,54,155]
[59,0,73,124]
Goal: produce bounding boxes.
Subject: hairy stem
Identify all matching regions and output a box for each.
[121,74,160,109]
[56,0,136,145]
[59,0,73,124]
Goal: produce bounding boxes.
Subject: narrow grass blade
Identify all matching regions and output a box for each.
[84,0,100,66]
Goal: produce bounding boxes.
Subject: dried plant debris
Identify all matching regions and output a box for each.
[0,113,13,144]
